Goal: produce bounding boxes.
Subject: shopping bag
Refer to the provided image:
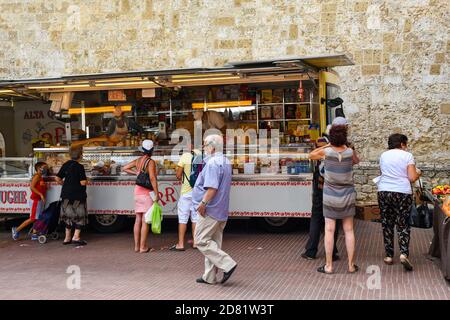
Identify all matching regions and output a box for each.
[144,204,153,224]
[409,178,433,229]
[151,202,162,234]
[409,203,433,229]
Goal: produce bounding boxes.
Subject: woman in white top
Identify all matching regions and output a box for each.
[377,134,421,271]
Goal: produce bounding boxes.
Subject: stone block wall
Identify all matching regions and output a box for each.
[354,161,450,205]
[0,0,448,175]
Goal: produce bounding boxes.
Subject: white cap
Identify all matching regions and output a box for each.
[138,139,154,153]
[95,161,104,167]
[332,116,348,126]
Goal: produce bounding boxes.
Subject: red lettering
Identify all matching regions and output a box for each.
[165,187,176,203]
[41,132,53,145]
[0,191,28,204]
[158,191,166,206]
[7,191,14,204]
[20,192,27,204]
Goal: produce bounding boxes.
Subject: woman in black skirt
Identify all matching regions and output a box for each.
[55,146,88,246]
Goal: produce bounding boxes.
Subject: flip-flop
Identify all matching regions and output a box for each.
[170,245,186,251]
[317,265,334,274]
[348,264,360,274]
[139,248,151,253]
[63,241,72,245]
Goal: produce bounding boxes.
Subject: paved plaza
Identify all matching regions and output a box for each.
[0,218,448,300]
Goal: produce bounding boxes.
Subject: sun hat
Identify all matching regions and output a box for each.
[138,139,154,153]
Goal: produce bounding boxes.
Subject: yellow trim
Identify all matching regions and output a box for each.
[192,100,253,109]
[96,81,159,87]
[28,84,90,90]
[68,105,132,115]
[318,70,341,133]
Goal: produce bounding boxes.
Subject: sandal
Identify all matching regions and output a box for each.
[139,248,151,253]
[348,264,360,273]
[169,245,186,251]
[72,240,87,246]
[384,257,394,265]
[317,265,333,274]
[63,240,72,245]
[400,255,413,271]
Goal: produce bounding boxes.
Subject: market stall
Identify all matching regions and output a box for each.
[0,54,354,232]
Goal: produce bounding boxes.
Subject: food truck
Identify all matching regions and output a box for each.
[0,54,353,233]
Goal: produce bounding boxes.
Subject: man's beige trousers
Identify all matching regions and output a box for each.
[194,214,237,284]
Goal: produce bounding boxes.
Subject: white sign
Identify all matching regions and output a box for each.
[0,180,312,217]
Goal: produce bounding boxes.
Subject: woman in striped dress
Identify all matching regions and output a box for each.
[309,123,360,274]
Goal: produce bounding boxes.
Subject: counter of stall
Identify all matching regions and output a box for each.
[0,145,314,222]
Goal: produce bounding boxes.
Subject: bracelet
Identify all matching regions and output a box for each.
[201,200,208,206]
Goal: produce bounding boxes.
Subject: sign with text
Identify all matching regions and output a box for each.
[0,180,312,217]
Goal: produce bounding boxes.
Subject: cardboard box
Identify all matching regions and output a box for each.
[356,205,381,221]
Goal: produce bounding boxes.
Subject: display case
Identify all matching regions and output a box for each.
[0,158,33,180]
[34,145,313,181]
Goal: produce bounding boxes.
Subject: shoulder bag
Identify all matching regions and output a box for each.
[136,157,154,190]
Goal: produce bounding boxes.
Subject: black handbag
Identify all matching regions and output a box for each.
[136,157,153,190]
[409,179,433,229]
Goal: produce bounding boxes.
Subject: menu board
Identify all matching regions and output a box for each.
[108,90,127,101]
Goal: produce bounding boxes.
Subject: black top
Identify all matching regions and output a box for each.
[57,160,87,201]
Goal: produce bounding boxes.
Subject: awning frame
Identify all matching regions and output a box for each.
[0,53,353,99]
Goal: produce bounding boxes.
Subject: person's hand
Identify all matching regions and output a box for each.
[197,203,206,217]
[416,168,422,176]
[40,194,46,204]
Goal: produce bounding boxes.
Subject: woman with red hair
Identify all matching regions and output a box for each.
[309,123,360,274]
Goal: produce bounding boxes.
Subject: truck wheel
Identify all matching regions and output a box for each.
[90,215,127,233]
[256,217,301,233]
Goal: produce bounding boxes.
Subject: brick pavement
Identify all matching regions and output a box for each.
[0,219,449,300]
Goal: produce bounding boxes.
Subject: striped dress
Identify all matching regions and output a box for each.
[322,147,356,219]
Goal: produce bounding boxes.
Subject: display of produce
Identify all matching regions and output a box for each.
[432,185,450,198]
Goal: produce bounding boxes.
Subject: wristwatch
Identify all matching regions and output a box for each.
[201,200,209,206]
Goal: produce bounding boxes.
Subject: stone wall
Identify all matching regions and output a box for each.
[354,162,450,205]
[0,0,448,169]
